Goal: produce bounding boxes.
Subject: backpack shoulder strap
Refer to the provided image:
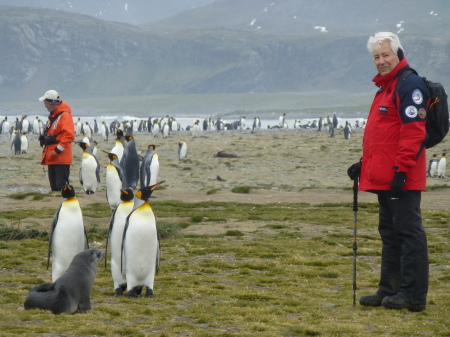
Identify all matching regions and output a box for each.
[392,68,415,107]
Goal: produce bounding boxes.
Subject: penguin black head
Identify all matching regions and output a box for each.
[76,141,89,151]
[61,184,76,198]
[148,144,157,150]
[116,129,124,138]
[136,181,165,201]
[120,189,134,202]
[124,136,134,142]
[101,150,118,161]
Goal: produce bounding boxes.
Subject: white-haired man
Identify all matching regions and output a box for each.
[347,32,429,312]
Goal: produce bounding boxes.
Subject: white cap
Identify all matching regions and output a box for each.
[39,90,60,103]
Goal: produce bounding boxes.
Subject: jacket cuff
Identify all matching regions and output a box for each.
[56,144,65,153]
[393,164,408,173]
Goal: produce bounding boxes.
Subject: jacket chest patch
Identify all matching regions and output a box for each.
[378,106,389,115]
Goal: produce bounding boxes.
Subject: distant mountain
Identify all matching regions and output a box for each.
[143,0,450,37]
[0,0,215,25]
[0,2,449,102]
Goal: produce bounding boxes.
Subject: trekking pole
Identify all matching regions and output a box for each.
[352,177,358,306]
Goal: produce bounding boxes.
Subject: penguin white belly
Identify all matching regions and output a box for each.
[111,142,124,162]
[438,158,446,177]
[430,162,438,177]
[179,144,187,160]
[110,201,134,289]
[124,206,159,291]
[51,199,85,282]
[105,165,122,210]
[149,155,159,186]
[81,153,99,193]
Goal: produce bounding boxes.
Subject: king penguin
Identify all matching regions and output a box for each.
[121,135,140,189]
[140,145,159,188]
[20,132,29,154]
[429,154,438,178]
[437,153,446,179]
[11,129,21,154]
[47,184,88,282]
[103,150,124,210]
[77,142,101,194]
[121,181,164,297]
[178,141,187,161]
[343,121,351,139]
[105,188,134,296]
[111,129,125,162]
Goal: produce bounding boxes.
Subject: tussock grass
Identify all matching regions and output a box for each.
[1,200,449,336]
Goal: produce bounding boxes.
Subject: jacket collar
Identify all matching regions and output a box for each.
[372,57,409,88]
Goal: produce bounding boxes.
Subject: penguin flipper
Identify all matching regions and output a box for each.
[84,227,89,250]
[105,208,118,269]
[79,167,83,185]
[95,161,101,183]
[120,212,134,273]
[47,206,61,269]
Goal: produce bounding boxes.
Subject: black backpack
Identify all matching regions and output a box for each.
[394,69,449,149]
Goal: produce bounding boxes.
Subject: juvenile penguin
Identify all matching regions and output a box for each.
[102,150,124,210]
[25,249,104,314]
[121,181,164,298]
[437,153,446,178]
[47,184,89,282]
[140,145,159,188]
[77,142,101,194]
[105,189,134,296]
[121,135,140,189]
[178,141,187,161]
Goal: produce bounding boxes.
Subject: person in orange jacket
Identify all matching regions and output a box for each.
[39,90,75,191]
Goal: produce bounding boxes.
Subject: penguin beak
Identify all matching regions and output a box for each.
[150,181,165,191]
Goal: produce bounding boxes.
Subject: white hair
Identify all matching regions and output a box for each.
[367,32,404,55]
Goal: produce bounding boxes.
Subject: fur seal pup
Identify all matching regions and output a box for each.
[25,249,104,314]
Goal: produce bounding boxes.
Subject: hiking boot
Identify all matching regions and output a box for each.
[382,295,426,312]
[359,293,384,307]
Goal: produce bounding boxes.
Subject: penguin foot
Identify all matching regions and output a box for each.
[145,287,155,298]
[114,287,124,297]
[127,286,143,298]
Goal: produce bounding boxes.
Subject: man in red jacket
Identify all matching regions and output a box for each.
[39,90,75,191]
[348,32,429,312]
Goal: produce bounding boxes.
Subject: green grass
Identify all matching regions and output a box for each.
[1,200,449,336]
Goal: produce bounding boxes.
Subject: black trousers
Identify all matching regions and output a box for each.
[376,191,429,305]
[48,165,70,191]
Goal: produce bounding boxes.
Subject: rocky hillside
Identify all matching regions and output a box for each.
[0,3,449,101]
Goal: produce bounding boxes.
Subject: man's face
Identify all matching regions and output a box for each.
[44,101,58,113]
[372,40,400,76]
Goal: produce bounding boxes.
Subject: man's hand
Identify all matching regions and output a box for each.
[347,162,361,181]
[390,171,407,198]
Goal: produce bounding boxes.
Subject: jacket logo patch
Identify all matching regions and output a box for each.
[379,106,388,115]
[418,108,427,119]
[405,106,418,118]
[412,89,423,105]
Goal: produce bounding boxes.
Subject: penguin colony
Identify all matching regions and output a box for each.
[6,113,445,312]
